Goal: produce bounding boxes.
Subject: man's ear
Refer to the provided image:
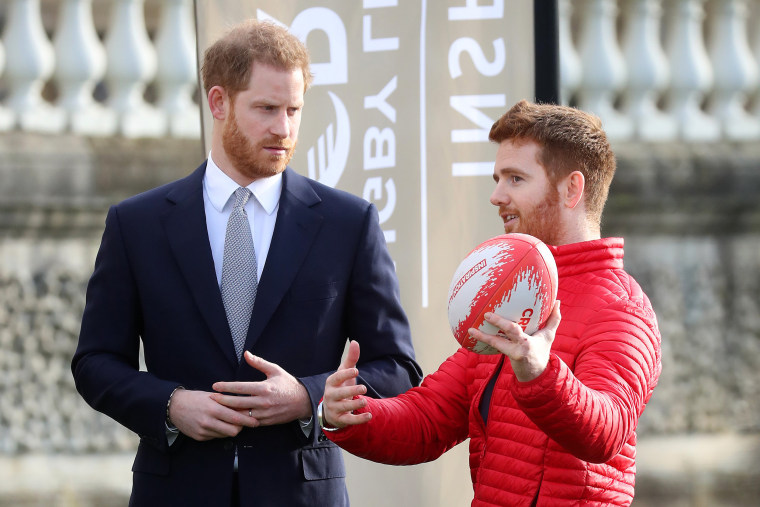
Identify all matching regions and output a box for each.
[562,170,585,209]
[208,86,228,120]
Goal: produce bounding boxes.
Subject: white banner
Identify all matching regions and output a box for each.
[195,2,541,504]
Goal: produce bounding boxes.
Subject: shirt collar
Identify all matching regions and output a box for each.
[205,153,282,215]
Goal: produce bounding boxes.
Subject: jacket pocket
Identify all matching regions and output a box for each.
[301,444,345,480]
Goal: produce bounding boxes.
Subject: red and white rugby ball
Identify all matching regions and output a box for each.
[447,233,558,354]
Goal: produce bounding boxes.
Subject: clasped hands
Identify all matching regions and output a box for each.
[168,351,311,441]
[321,301,562,429]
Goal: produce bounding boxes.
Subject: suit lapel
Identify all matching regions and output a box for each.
[244,168,323,352]
[162,163,238,367]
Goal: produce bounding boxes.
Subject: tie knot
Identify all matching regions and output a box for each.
[233,187,252,209]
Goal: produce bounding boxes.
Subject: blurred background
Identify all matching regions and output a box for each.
[0,0,758,505]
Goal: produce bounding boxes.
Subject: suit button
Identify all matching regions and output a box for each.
[223,440,233,451]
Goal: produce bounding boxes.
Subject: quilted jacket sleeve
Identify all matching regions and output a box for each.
[511,296,662,463]
[326,348,472,465]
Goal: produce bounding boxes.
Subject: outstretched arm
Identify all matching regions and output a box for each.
[322,347,473,466]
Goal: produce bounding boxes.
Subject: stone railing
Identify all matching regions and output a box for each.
[0,0,199,139]
[0,0,759,142]
[561,0,760,141]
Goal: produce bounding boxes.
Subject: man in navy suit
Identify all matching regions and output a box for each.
[71,19,421,506]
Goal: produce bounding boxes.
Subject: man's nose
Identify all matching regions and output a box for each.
[490,185,505,206]
[270,111,290,138]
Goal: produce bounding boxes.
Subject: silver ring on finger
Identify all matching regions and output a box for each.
[249,409,253,418]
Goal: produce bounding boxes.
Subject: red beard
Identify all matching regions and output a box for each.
[503,188,562,246]
[222,108,295,180]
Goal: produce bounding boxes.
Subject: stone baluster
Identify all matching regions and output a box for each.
[706,0,760,140]
[104,0,166,138]
[0,31,13,131]
[558,0,582,105]
[577,0,633,141]
[664,0,720,141]
[2,0,65,133]
[622,0,677,140]
[155,0,200,139]
[53,0,115,135]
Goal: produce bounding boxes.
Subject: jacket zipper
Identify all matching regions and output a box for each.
[474,355,506,484]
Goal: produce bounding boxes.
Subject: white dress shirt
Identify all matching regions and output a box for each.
[203,153,281,284]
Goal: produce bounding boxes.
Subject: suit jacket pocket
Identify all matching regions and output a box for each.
[289,281,340,302]
[301,444,345,481]
[132,440,171,476]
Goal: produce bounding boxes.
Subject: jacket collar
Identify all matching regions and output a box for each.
[161,164,325,368]
[548,238,625,278]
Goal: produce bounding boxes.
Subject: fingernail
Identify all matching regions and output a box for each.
[484,312,492,319]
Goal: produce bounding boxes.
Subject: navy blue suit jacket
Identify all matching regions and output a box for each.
[72,163,422,506]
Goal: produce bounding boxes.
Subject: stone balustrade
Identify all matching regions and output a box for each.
[562,0,760,141]
[0,0,759,142]
[0,0,199,139]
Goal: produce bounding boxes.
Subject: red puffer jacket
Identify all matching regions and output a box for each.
[327,238,662,506]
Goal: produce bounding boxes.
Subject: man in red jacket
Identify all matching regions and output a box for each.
[320,100,662,506]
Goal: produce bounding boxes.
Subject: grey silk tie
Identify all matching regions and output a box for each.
[221,187,258,361]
